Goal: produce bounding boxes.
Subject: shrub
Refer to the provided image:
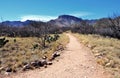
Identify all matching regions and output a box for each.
[33,44,39,49]
[0,37,9,48]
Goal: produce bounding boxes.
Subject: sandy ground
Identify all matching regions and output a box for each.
[4,34,112,78]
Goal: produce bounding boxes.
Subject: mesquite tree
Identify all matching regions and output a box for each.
[30,21,50,48]
[108,14,120,38]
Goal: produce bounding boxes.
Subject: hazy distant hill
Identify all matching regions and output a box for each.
[1,20,32,27]
[84,19,97,25]
[0,15,97,27]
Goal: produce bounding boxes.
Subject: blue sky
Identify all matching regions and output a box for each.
[0,0,120,21]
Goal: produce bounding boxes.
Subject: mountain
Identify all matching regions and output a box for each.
[48,15,83,27]
[85,19,97,25]
[1,20,32,27]
[0,15,97,27]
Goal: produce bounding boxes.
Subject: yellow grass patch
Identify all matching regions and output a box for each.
[0,33,69,74]
[73,33,120,77]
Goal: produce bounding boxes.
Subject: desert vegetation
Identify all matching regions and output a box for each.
[0,33,69,74]
[0,13,120,77]
[73,33,120,78]
[0,21,69,75]
[71,14,120,39]
[70,14,120,77]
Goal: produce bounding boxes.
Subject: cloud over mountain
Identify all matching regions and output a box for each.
[20,12,92,22]
[20,15,57,22]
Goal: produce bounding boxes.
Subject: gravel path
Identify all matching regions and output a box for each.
[6,34,112,78]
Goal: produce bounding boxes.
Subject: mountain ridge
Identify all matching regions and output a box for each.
[48,15,83,27]
[0,15,97,27]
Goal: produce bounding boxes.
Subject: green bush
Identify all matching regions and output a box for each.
[0,37,9,48]
[33,44,39,49]
[46,34,60,43]
[13,39,16,43]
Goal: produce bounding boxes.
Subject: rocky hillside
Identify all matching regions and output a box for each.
[48,15,83,27]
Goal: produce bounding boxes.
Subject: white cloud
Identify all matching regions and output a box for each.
[68,11,92,17]
[20,15,57,22]
[20,12,92,21]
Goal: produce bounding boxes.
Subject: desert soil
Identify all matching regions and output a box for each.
[4,33,112,78]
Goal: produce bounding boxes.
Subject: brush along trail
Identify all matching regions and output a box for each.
[6,33,112,78]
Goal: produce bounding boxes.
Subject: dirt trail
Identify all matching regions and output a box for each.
[7,33,112,78]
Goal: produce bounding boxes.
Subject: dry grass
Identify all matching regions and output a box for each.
[73,33,120,78]
[43,33,69,60]
[0,33,69,74]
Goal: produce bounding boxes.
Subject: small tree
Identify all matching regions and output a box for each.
[30,21,50,48]
[108,13,120,38]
